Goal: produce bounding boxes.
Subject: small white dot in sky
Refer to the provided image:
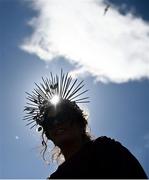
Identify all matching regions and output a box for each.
[45,64,49,69]
[15,136,19,140]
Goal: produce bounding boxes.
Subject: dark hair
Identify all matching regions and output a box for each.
[40,100,92,164]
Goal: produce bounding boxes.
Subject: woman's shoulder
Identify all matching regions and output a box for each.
[91,136,123,149]
[93,136,121,143]
[90,136,132,161]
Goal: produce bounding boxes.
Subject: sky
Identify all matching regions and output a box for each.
[0,0,149,178]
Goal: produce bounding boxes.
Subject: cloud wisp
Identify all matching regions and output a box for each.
[21,0,149,83]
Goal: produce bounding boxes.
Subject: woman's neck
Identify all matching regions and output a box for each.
[59,136,91,160]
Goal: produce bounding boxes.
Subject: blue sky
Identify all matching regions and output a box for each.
[0,0,149,178]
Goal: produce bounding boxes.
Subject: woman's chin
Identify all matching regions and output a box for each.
[53,134,74,146]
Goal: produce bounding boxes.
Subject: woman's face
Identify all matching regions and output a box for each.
[45,118,83,147]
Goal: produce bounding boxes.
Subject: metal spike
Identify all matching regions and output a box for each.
[64,79,78,99]
[61,73,68,98]
[56,75,59,94]
[26,102,38,107]
[69,90,89,101]
[75,101,90,103]
[34,88,46,101]
[62,76,72,98]
[22,117,33,121]
[35,83,48,99]
[50,72,54,85]
[75,97,89,102]
[26,121,36,126]
[60,71,64,98]
[40,83,50,99]
[26,97,37,104]
[25,92,34,98]
[67,83,84,100]
[30,123,37,129]
[45,77,52,96]
[42,77,51,96]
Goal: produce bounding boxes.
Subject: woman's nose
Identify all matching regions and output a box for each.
[53,119,63,127]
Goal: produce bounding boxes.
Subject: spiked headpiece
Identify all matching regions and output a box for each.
[23,70,89,131]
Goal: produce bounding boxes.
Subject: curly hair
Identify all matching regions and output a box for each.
[40,100,92,164]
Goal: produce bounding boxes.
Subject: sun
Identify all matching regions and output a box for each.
[50,95,60,105]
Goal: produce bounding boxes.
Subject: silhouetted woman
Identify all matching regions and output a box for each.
[24,70,147,179]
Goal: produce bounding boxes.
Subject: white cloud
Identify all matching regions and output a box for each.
[21,0,149,83]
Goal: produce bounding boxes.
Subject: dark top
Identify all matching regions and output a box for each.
[49,136,147,179]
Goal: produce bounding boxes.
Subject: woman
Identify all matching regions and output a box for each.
[24,70,147,179]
